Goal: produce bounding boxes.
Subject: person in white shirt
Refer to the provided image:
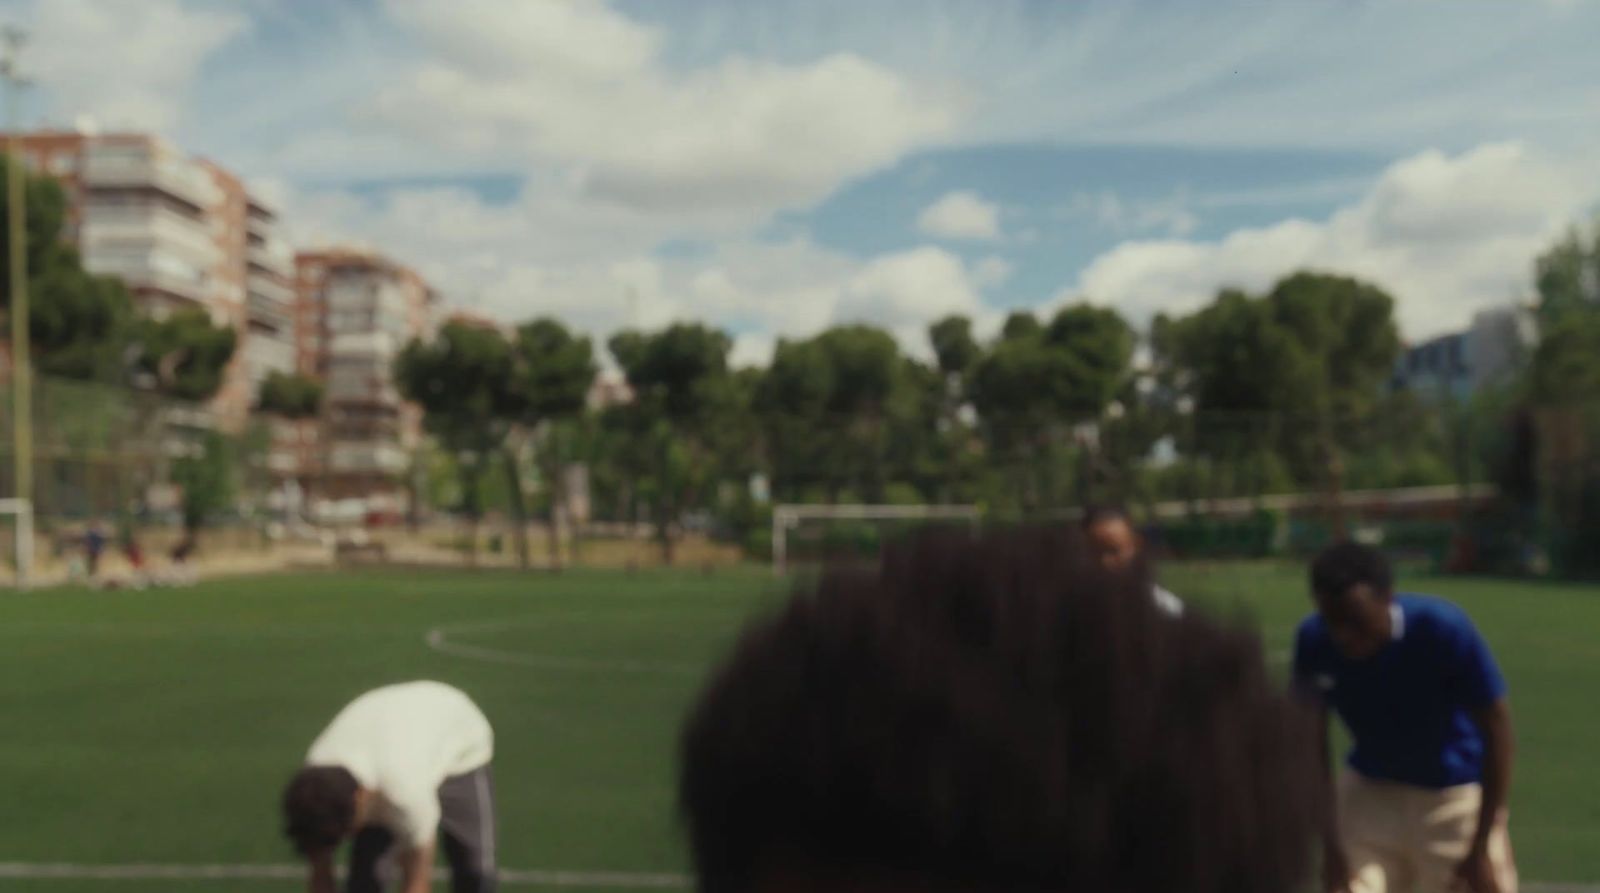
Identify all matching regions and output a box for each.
[1081,505,1184,616]
[282,681,497,893]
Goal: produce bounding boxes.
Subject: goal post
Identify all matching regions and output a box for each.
[772,503,983,576]
[0,497,33,588]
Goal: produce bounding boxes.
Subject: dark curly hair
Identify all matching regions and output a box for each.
[282,766,360,856]
[680,525,1321,893]
[1310,540,1394,601]
[1079,503,1133,529]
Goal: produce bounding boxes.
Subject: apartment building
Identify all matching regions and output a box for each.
[12,129,295,432]
[1390,306,1537,401]
[295,248,437,512]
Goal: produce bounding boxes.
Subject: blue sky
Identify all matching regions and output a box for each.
[9,0,1600,362]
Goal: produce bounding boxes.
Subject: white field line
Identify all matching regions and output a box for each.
[0,862,690,888]
[0,863,1588,893]
[422,620,701,676]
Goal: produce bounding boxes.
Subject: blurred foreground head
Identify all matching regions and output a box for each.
[680,525,1320,893]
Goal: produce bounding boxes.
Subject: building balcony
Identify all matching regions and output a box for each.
[83,253,209,306]
[247,270,296,303]
[326,381,403,408]
[80,205,221,268]
[82,149,219,211]
[247,195,277,224]
[267,449,300,475]
[248,291,295,332]
[247,239,295,279]
[327,441,410,475]
[329,331,402,358]
[245,335,296,383]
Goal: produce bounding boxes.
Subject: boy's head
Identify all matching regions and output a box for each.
[1081,504,1142,573]
[680,525,1320,893]
[1310,540,1396,660]
[282,766,362,857]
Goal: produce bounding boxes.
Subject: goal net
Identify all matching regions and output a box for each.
[0,497,34,588]
[771,503,982,576]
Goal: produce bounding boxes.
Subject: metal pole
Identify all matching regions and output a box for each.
[3,26,29,587]
[772,508,786,578]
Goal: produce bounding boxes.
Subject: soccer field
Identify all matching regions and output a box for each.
[1,564,1596,892]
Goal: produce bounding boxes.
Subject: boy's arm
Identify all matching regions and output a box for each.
[307,851,337,893]
[1315,704,1351,893]
[399,839,436,893]
[1456,698,1513,893]
[1292,626,1348,893]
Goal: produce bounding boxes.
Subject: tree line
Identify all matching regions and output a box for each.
[10,133,1596,570]
[394,219,1600,569]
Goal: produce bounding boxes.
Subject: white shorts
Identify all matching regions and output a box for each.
[1340,772,1517,893]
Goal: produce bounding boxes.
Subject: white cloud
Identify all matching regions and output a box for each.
[280,174,1000,364]
[974,256,1015,288]
[1060,191,1199,238]
[1061,142,1600,336]
[27,0,245,132]
[367,0,960,219]
[842,247,988,326]
[917,190,1003,241]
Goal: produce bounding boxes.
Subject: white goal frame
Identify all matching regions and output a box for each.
[0,497,33,589]
[771,503,982,576]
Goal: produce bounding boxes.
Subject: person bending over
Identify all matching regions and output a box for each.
[282,681,497,893]
[1296,542,1516,893]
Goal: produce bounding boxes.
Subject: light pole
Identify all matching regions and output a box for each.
[3,25,30,587]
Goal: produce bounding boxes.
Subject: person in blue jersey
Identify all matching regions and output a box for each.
[1295,542,1517,893]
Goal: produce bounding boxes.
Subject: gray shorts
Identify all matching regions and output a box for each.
[347,764,497,893]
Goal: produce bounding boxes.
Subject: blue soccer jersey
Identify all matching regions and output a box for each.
[1294,594,1507,789]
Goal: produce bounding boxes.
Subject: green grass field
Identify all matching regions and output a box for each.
[1,563,1596,891]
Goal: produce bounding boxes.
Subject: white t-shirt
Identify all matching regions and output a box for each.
[306,681,494,846]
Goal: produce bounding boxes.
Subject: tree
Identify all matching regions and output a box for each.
[1000,310,1043,342]
[1530,221,1600,402]
[970,304,1134,509]
[929,314,980,381]
[921,316,983,502]
[171,431,236,534]
[505,318,597,569]
[257,371,324,419]
[1158,272,1400,523]
[1527,221,1600,573]
[608,323,733,563]
[130,308,238,402]
[755,325,917,503]
[0,154,136,381]
[1533,222,1600,327]
[30,256,135,381]
[394,322,515,565]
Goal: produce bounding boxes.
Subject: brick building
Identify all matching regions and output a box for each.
[295,248,437,513]
[9,129,295,432]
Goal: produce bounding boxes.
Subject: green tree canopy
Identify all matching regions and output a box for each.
[929,314,980,379]
[0,154,136,381]
[256,371,324,418]
[1157,272,1400,492]
[606,322,735,561]
[972,303,1134,428]
[131,308,238,402]
[508,318,597,423]
[1530,220,1600,403]
[395,321,516,435]
[609,323,732,424]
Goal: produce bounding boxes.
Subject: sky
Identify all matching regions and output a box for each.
[7,0,1600,366]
